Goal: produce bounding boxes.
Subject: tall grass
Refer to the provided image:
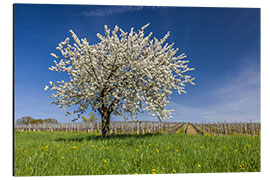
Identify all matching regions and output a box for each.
[14,131,260,176]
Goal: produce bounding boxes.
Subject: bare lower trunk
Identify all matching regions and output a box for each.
[101,111,110,138]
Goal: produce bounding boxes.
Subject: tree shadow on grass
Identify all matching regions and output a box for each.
[54,133,163,142]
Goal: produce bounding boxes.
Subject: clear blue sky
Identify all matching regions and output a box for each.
[14,4,260,123]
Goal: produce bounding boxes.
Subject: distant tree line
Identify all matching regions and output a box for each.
[16,116,59,125]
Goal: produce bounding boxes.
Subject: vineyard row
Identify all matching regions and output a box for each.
[14,121,261,136]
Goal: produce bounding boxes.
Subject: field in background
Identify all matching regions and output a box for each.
[14,121,261,176]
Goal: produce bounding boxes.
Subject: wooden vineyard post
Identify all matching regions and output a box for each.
[240,122,244,135]
[222,122,225,136]
[242,123,244,135]
[121,122,123,134]
[142,122,145,135]
[113,125,116,135]
[225,123,227,136]
[137,122,140,135]
[162,123,165,134]
[202,122,205,136]
[245,123,247,136]
[216,123,218,136]
[97,123,99,134]
[184,123,188,134]
[251,121,254,136]
[110,123,113,134]
[255,124,258,136]
[94,123,97,134]
[87,124,90,133]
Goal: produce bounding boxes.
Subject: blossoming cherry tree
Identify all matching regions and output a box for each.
[45,24,195,138]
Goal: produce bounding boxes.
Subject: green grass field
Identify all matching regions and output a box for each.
[14,131,260,176]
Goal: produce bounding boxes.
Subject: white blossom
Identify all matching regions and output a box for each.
[45,24,195,121]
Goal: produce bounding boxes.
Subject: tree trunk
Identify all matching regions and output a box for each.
[101,111,111,138]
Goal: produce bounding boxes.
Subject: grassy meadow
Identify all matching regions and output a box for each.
[14,131,260,176]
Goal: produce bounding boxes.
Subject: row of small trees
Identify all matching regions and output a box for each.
[15,116,59,125]
[16,113,99,125]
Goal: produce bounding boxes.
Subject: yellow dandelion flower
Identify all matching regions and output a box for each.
[200,146,203,149]
[134,172,138,175]
[104,159,107,163]
[61,156,64,159]
[156,148,159,153]
[72,146,78,149]
[240,165,242,168]
[136,149,139,152]
[176,149,179,152]
[121,160,125,163]
[172,169,177,173]
[197,164,201,168]
[34,153,37,156]
[152,169,156,171]
[152,172,157,174]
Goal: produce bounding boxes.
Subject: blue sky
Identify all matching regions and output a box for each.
[14,4,260,123]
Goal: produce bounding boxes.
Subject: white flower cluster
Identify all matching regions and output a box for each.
[45,24,195,121]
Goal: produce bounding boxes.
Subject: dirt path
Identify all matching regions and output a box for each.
[186,124,199,135]
[168,123,184,133]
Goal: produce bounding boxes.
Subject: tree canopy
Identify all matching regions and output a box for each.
[45,24,195,137]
